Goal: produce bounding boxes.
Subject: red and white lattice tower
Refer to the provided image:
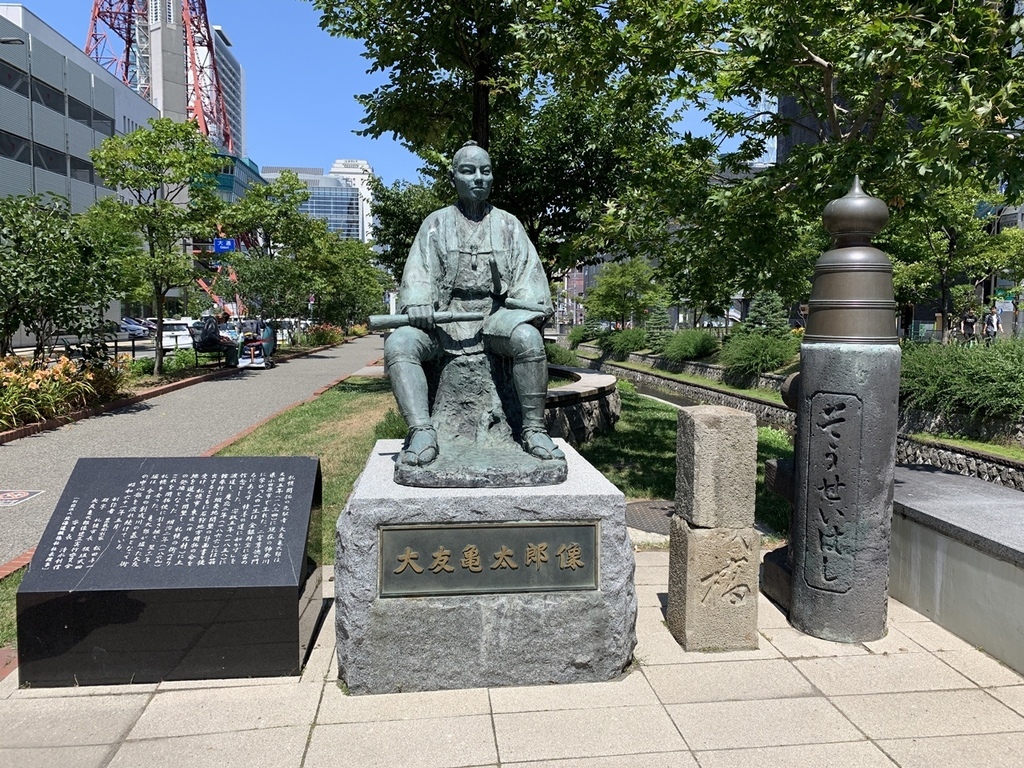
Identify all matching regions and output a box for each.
[86,0,233,152]
[85,0,150,99]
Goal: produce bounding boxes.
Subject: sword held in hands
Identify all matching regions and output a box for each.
[368,311,485,332]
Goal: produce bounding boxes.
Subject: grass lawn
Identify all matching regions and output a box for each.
[215,377,399,563]
[0,568,25,648]
[909,432,1024,464]
[0,372,794,650]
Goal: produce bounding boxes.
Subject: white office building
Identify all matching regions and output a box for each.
[262,160,374,242]
[212,25,244,158]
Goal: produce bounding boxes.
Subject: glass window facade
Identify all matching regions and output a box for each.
[303,185,363,240]
[0,58,29,98]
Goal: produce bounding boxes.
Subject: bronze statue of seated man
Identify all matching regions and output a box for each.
[383,141,565,471]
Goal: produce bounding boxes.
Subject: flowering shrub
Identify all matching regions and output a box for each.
[0,356,95,430]
[301,324,346,346]
[348,324,368,337]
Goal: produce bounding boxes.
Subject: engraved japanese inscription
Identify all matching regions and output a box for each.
[39,470,297,573]
[379,522,598,597]
[803,393,862,593]
[700,530,755,606]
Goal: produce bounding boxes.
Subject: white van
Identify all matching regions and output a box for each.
[160,321,193,351]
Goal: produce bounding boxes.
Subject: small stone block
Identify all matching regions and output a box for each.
[666,517,759,651]
[675,406,757,528]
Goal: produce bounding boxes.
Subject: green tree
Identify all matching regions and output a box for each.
[308,0,524,150]
[583,258,666,329]
[0,195,128,360]
[881,182,1006,342]
[308,231,387,328]
[91,118,223,373]
[221,171,321,320]
[368,176,449,280]
[527,0,1024,299]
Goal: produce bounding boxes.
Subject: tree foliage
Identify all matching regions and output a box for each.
[308,0,525,149]
[0,195,129,360]
[583,258,666,328]
[525,0,1024,306]
[368,176,449,281]
[91,118,223,373]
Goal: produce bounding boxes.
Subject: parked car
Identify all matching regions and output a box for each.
[119,318,150,339]
[160,321,194,351]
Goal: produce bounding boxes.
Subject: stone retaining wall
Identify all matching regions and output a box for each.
[896,438,1024,492]
[584,358,795,431]
[576,350,1024,491]
[577,345,787,392]
[544,366,621,446]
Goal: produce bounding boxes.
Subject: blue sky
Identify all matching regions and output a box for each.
[19,0,424,183]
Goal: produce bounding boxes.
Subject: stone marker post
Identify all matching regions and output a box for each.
[668,406,759,651]
[789,177,899,643]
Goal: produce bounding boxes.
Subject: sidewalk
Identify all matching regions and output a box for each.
[0,336,384,567]
[2,338,1023,766]
[1,549,1022,767]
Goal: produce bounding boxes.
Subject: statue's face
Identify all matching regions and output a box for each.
[451,147,493,204]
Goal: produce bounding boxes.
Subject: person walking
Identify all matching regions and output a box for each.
[984,305,1002,345]
[961,307,979,345]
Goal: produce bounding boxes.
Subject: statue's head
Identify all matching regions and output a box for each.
[450,141,493,205]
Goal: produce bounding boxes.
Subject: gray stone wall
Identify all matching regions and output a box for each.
[583,358,795,431]
[896,438,1024,492]
[571,344,1024,492]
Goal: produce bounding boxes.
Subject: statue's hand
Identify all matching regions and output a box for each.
[407,304,435,330]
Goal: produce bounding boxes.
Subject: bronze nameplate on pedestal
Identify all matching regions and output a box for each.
[379,522,598,597]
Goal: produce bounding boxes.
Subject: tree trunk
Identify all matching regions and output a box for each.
[154,282,166,375]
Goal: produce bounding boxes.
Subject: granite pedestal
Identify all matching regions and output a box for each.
[17,457,323,687]
[335,440,637,694]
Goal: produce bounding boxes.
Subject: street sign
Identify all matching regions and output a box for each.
[212,238,236,253]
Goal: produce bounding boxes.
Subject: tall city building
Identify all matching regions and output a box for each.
[0,4,159,208]
[212,25,244,158]
[262,160,374,242]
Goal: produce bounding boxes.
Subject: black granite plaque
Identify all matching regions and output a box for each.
[379,522,598,597]
[16,456,323,687]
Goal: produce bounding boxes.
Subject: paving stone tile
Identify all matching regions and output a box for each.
[493,705,686,763]
[318,684,490,723]
[756,594,790,629]
[305,715,497,768]
[156,676,298,691]
[862,626,926,655]
[644,659,813,703]
[876,732,1024,768]
[895,621,976,652]
[490,669,657,713]
[634,609,780,666]
[666,697,861,751]
[886,598,931,624]
[505,752,697,767]
[761,627,870,659]
[0,694,149,748]
[128,682,321,739]
[831,689,1024,739]
[935,651,1024,688]
[14,682,159,698]
[793,652,975,695]
[633,550,670,568]
[989,685,1024,716]
[0,745,112,768]
[635,583,668,609]
[634,565,669,586]
[695,740,897,767]
[108,725,309,768]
